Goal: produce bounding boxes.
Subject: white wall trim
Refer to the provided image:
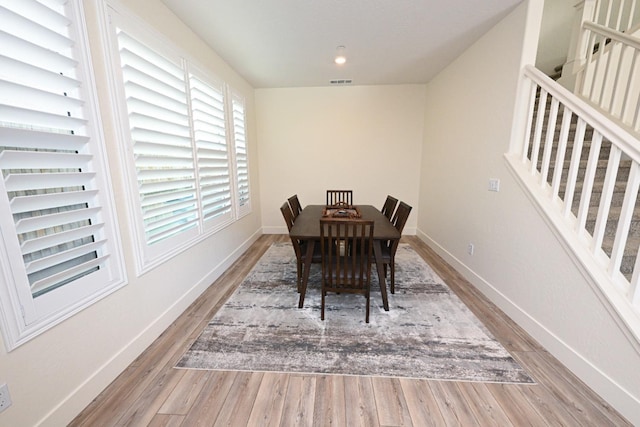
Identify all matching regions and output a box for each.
[37,229,262,426]
[262,226,288,234]
[416,228,640,425]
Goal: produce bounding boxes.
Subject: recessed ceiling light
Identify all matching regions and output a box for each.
[334,45,346,65]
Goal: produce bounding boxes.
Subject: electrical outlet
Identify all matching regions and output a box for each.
[0,383,12,412]
[489,178,500,192]
[468,243,474,255]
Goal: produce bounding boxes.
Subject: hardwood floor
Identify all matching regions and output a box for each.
[70,235,630,426]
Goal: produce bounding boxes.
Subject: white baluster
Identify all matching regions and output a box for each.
[610,161,640,278]
[592,143,621,253]
[551,107,574,200]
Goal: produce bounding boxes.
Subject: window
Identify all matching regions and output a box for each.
[231,93,251,218]
[0,0,126,350]
[190,68,233,230]
[114,26,200,262]
[103,4,250,273]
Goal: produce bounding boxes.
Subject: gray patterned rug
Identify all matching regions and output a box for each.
[176,242,533,383]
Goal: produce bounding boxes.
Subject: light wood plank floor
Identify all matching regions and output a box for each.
[70,235,631,426]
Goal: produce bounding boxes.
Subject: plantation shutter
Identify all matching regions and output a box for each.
[105,5,255,272]
[0,0,125,340]
[189,72,233,230]
[231,95,251,217]
[115,28,199,246]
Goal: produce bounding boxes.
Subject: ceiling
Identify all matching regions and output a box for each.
[161,0,524,88]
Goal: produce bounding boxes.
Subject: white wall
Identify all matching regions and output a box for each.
[0,1,262,426]
[256,85,425,234]
[418,1,640,423]
[536,0,575,75]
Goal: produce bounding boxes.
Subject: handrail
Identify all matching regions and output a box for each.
[584,21,640,50]
[524,66,640,161]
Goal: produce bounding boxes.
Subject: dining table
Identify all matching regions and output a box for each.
[289,204,400,311]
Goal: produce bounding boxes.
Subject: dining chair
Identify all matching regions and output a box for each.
[319,219,375,323]
[380,195,398,220]
[326,190,353,207]
[288,194,303,220]
[381,201,412,294]
[280,202,322,292]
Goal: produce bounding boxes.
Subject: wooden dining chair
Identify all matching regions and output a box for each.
[326,190,353,207]
[280,202,321,292]
[288,194,303,220]
[319,219,374,323]
[380,201,412,294]
[380,195,398,220]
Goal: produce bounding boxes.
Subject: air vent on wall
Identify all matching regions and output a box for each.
[330,79,353,85]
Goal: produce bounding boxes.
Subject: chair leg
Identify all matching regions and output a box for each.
[365,292,370,323]
[321,290,325,320]
[299,259,312,308]
[390,261,395,294]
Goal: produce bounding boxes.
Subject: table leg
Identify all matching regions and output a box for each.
[372,239,389,311]
[298,240,315,308]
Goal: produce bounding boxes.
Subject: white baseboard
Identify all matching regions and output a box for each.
[263,225,288,234]
[416,228,640,426]
[40,230,262,427]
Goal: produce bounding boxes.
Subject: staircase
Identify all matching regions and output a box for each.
[507,63,640,347]
[531,92,639,279]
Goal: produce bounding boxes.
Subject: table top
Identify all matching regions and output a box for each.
[289,205,400,240]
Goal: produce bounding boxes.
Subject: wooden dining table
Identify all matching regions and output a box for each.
[289,204,400,311]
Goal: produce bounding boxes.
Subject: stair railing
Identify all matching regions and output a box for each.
[567,0,640,135]
[591,0,638,33]
[507,65,640,334]
[576,21,640,134]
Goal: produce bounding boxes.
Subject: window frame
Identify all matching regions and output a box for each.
[101,1,251,275]
[0,0,127,351]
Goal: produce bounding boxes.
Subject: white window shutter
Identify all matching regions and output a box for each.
[114,27,200,259]
[231,93,251,217]
[104,4,253,273]
[189,69,233,231]
[0,0,125,349]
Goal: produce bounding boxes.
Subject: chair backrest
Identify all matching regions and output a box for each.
[320,219,374,290]
[381,195,398,220]
[280,202,295,232]
[280,202,303,259]
[288,194,302,220]
[326,190,353,207]
[391,201,412,234]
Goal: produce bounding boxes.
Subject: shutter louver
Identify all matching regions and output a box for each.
[0,0,112,299]
[115,28,198,245]
[189,74,232,228]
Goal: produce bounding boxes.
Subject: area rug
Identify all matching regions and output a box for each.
[176,242,534,384]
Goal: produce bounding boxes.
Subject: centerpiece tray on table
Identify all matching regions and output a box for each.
[322,205,362,219]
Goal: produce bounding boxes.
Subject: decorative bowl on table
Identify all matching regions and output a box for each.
[322,205,362,219]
